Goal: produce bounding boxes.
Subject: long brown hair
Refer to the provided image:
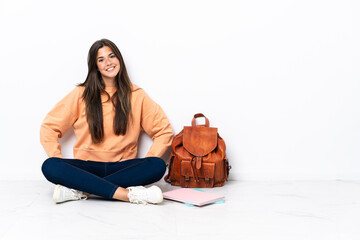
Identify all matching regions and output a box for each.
[79,39,132,144]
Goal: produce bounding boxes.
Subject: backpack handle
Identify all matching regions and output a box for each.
[191,113,210,127]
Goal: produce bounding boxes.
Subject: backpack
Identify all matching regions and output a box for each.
[165,113,230,188]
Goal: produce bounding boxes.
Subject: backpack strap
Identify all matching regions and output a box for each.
[164,155,174,183]
[191,113,210,127]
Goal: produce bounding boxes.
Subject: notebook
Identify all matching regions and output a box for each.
[162,188,225,206]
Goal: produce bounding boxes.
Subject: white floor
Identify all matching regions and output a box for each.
[1,180,360,240]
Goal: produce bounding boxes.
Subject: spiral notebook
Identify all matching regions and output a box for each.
[162,188,225,206]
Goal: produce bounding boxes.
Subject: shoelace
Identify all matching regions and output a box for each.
[69,189,88,200]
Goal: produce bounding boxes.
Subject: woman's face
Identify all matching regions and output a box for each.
[96,46,120,83]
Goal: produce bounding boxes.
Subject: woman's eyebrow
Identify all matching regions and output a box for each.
[97,52,114,60]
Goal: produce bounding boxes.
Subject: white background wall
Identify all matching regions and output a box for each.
[0,0,359,181]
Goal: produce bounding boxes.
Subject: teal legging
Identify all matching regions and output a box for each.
[41,157,166,199]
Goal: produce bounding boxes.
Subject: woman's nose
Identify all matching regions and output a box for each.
[104,57,111,65]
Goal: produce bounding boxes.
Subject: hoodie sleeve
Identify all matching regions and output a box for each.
[40,87,81,158]
[140,92,173,159]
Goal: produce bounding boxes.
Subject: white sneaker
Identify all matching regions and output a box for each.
[53,184,87,204]
[127,186,163,204]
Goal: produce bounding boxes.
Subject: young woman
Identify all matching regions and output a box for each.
[40,39,173,204]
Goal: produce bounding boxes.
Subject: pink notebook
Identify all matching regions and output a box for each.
[162,188,225,206]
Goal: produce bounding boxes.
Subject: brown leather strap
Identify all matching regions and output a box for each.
[191,113,210,127]
[164,155,174,183]
[224,156,231,181]
[190,156,200,182]
[195,156,202,170]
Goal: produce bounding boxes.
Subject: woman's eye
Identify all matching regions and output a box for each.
[110,55,115,58]
[98,59,103,62]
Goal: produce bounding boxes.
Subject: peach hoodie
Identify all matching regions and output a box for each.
[40,85,173,162]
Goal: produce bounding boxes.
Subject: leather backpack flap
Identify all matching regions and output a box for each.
[183,126,218,160]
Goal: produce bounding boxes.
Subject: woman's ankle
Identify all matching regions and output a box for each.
[113,187,130,201]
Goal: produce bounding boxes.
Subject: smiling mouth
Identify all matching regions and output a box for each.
[106,66,115,71]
